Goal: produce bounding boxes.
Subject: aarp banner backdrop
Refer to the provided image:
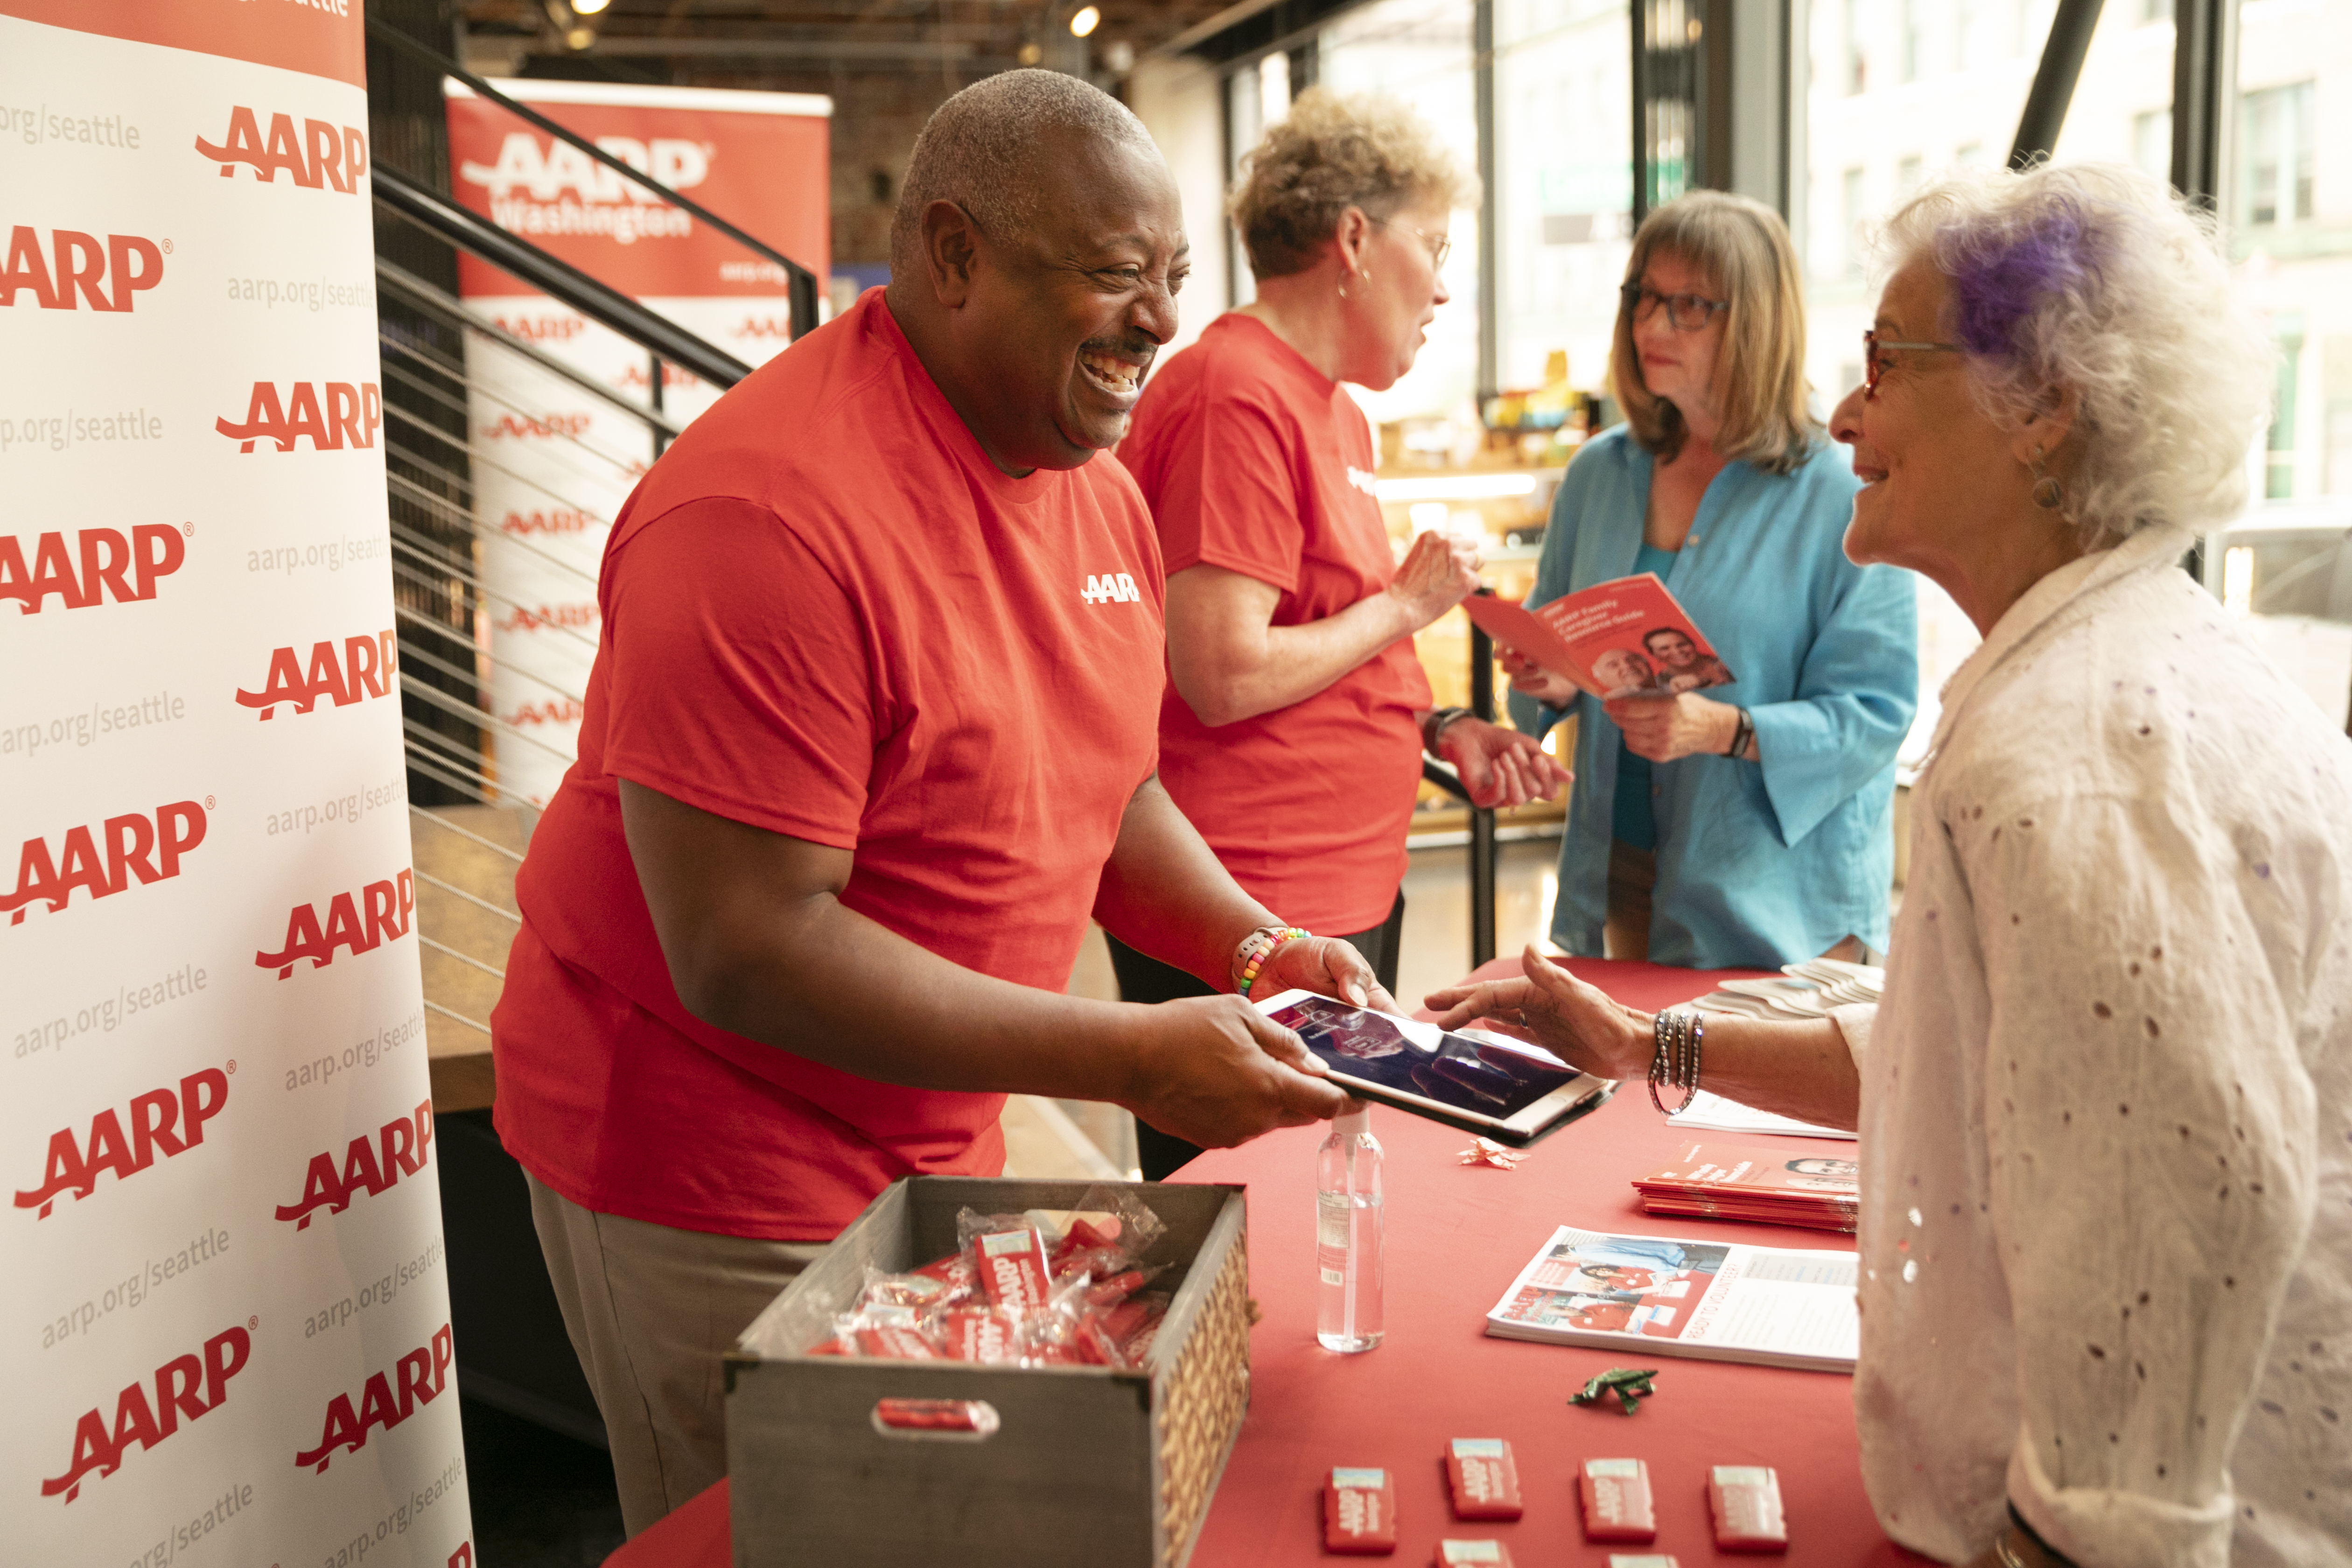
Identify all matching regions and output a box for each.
[443,80,827,805]
[0,3,469,1564]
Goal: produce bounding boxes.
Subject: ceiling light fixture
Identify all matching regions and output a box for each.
[1069,6,1101,38]
[1017,40,1043,63]
[572,0,611,13]
[565,24,596,49]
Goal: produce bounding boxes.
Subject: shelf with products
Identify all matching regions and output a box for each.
[1372,364,1611,837]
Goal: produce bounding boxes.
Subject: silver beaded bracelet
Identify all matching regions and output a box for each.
[1647,1008,1704,1115]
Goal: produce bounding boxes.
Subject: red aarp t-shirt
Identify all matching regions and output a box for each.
[490,290,1167,1240]
[1116,312,1430,935]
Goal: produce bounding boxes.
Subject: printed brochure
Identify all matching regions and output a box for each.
[1484,1225,1857,1372]
[1463,574,1732,700]
[1632,1141,1860,1233]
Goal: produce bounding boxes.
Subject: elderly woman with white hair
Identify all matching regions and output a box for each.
[1429,162,2351,1566]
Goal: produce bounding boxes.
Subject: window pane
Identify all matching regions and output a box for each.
[1494,0,1634,396]
[1318,0,1482,424]
[2236,0,2352,500]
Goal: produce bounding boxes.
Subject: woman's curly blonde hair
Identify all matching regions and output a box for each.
[1229,87,1478,280]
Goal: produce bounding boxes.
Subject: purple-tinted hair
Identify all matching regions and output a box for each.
[1937,197,2101,361]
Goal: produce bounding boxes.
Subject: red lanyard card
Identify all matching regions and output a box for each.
[1324,1467,1398,1554]
[1708,1465,1788,1551]
[1444,1439,1523,1519]
[1435,1541,1513,1567]
[1578,1456,1657,1542]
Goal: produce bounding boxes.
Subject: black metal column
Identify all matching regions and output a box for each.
[2010,0,2107,167]
[1469,617,1498,969]
[2170,0,2236,208]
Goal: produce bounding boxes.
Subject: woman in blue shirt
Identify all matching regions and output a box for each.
[1505,192,1917,969]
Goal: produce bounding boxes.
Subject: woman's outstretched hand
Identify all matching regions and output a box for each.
[1423,945,1652,1080]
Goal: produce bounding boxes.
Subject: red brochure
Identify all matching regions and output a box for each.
[1633,1142,1859,1234]
[1463,574,1733,700]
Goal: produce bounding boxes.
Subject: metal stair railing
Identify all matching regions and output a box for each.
[374,165,753,390]
[365,16,820,343]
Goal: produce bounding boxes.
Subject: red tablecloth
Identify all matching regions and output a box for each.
[608,957,1929,1567]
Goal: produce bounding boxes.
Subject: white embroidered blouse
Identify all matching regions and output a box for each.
[1834,523,2352,1566]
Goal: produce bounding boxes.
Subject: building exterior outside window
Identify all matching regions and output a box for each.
[1494,0,1634,396]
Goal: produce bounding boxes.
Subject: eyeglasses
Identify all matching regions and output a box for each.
[1621,283,1728,331]
[1374,217,1452,272]
[1862,328,1962,397]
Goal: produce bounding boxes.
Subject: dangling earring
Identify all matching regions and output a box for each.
[2027,445,2064,511]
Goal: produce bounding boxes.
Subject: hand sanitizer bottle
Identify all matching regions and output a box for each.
[1316,1104,1385,1352]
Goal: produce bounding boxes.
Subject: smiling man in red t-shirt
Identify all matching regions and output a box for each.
[489,71,1379,1535]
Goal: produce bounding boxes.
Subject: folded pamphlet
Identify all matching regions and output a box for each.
[1632,1141,1859,1233]
[1463,574,1733,700]
[1484,1224,1857,1372]
[1665,1090,1855,1142]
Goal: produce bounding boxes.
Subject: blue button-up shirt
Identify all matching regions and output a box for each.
[1510,427,1918,967]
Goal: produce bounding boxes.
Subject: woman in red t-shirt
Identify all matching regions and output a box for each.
[1115,89,1567,1177]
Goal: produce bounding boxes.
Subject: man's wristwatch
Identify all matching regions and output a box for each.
[1421,706,1473,755]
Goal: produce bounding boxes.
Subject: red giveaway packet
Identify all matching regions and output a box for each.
[970,1225,1052,1312]
[1444,1439,1523,1519]
[1435,1542,1513,1567]
[1708,1465,1788,1551]
[1579,1456,1657,1542]
[1323,1467,1398,1554]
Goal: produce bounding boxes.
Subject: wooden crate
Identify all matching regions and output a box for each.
[725,1177,1251,1568]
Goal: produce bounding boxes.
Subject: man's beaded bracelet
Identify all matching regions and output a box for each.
[1233,924,1311,994]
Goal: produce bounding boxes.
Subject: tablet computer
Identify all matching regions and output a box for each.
[1255,989,1614,1148]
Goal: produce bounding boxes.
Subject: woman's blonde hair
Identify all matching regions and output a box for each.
[1610,192,1818,475]
[1229,87,1478,279]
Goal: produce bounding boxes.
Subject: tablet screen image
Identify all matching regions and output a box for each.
[1262,992,1598,1136]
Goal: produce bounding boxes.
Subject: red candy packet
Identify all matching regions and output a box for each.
[1323,1467,1398,1554]
[1708,1465,1788,1552]
[849,1325,940,1360]
[1444,1439,1523,1520]
[936,1307,1021,1364]
[966,1222,1054,1312]
[1579,1457,1657,1543]
[1435,1542,1513,1568]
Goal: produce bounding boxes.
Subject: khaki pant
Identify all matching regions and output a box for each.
[525,1172,829,1537]
[1603,838,1864,965]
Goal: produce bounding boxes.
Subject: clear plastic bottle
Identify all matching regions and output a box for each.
[1316,1104,1385,1352]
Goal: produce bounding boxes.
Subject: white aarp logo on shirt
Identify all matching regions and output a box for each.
[1082,573,1141,605]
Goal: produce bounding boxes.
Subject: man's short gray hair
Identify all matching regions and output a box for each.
[1876,162,2275,548]
[890,70,1157,272]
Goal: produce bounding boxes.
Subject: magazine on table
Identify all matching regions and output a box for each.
[1632,1141,1860,1234]
[1484,1225,1858,1372]
[1461,573,1734,700]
